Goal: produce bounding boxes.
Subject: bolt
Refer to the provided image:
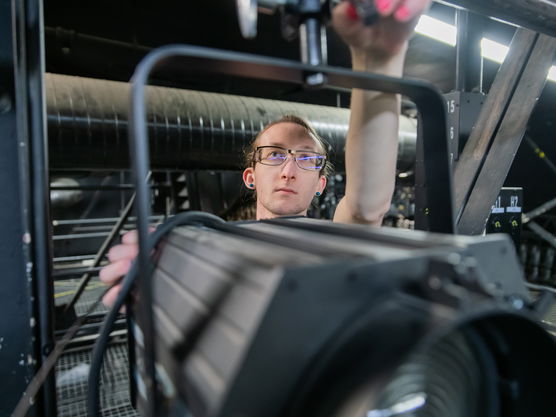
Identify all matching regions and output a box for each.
[428,275,442,290]
[305,72,326,87]
[508,295,525,310]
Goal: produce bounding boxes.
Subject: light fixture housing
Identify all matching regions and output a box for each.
[130,217,556,417]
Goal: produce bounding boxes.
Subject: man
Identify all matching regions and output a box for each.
[241,115,330,219]
[100,0,432,306]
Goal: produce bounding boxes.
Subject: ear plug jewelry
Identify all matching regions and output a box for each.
[249,183,254,188]
[315,191,321,196]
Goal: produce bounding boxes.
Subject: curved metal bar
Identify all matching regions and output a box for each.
[131,44,454,233]
[128,45,455,414]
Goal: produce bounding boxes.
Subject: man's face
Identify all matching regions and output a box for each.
[243,122,327,219]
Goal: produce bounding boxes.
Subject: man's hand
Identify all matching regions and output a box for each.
[99,228,154,308]
[331,0,430,226]
[332,0,431,61]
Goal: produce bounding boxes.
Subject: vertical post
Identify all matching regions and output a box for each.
[1,0,56,416]
[0,3,38,415]
[455,9,483,93]
[298,0,327,86]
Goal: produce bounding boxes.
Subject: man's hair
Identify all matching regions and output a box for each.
[244,114,332,179]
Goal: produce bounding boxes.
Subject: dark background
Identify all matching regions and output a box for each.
[43,0,556,211]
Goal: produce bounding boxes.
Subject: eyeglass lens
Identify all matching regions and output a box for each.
[257,146,325,170]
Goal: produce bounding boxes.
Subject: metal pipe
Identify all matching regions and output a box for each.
[50,178,83,209]
[52,266,103,278]
[523,196,556,224]
[52,215,164,226]
[455,9,468,92]
[525,136,556,176]
[52,232,111,240]
[527,221,556,250]
[45,73,417,172]
[439,0,556,38]
[53,254,97,263]
[454,9,483,93]
[50,184,170,191]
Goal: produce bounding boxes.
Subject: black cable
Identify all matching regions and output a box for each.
[128,46,183,416]
[87,211,224,417]
[127,45,239,416]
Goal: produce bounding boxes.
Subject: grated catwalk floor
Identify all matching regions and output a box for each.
[54,277,109,316]
[56,342,137,417]
[55,272,137,417]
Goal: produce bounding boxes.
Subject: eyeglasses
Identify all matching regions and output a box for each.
[254,146,326,171]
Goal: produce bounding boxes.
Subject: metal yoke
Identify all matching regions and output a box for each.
[129,45,456,235]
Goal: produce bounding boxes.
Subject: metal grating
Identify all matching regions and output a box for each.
[56,342,137,417]
[54,277,109,316]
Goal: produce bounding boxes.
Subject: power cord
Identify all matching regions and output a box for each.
[87,211,224,417]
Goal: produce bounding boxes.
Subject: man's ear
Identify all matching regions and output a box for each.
[318,175,327,194]
[243,167,255,189]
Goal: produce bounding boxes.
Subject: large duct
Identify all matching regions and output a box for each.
[46,73,417,172]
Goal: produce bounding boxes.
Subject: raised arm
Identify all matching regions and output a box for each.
[332,0,431,225]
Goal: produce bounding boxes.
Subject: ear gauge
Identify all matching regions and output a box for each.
[315,191,321,196]
[249,183,255,189]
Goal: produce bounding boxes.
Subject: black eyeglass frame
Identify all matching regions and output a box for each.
[254,145,327,171]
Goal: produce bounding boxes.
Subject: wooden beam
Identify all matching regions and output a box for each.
[456,32,556,234]
[454,28,537,219]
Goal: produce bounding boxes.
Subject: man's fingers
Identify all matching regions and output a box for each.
[121,226,156,244]
[376,0,404,17]
[121,229,139,245]
[102,284,122,308]
[107,242,139,262]
[99,226,156,310]
[99,259,132,285]
[392,0,431,23]
[332,2,369,46]
[334,0,430,26]
[332,2,356,27]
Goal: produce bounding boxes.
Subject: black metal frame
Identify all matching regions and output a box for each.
[454,9,484,93]
[1,0,55,415]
